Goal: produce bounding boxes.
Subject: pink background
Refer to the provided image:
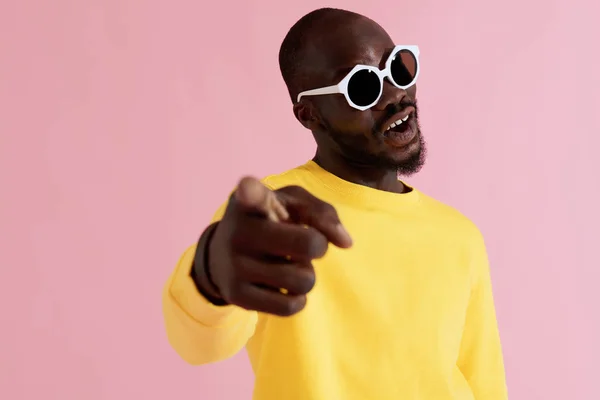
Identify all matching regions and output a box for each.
[1,0,598,399]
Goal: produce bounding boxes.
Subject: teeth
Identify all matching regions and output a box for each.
[385,114,411,131]
[387,119,403,131]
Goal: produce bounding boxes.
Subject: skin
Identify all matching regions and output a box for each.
[194,12,424,316]
[293,14,425,194]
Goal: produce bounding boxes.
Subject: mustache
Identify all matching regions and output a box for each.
[375,99,419,133]
[385,99,419,119]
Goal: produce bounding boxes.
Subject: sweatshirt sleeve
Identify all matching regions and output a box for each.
[457,230,508,399]
[162,201,258,365]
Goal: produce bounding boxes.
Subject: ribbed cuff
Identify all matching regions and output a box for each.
[168,245,244,328]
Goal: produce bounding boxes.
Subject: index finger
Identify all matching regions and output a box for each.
[276,186,353,249]
[231,176,289,221]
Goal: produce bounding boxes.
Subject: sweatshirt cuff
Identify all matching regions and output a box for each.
[167,245,246,328]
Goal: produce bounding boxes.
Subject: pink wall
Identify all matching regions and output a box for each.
[1,0,598,399]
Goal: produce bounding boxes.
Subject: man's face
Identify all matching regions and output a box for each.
[294,17,426,175]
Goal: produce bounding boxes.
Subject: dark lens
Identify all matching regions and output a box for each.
[390,49,418,87]
[347,69,381,107]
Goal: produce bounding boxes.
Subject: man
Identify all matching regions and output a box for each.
[162,7,507,400]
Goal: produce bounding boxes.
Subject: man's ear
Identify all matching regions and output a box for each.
[293,101,320,131]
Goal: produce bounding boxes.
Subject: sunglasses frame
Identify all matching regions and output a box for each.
[296,45,420,111]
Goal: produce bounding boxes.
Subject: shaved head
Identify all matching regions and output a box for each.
[279,8,370,102]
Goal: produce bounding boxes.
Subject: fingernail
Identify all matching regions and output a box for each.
[266,210,279,222]
[274,201,289,221]
[337,224,353,247]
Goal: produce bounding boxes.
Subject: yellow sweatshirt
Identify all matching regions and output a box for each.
[162,161,508,400]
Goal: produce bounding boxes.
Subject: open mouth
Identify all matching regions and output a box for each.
[381,110,418,148]
[383,113,412,136]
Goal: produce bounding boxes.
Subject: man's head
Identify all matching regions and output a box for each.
[279,8,426,176]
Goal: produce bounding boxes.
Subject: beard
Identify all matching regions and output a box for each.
[324,101,427,177]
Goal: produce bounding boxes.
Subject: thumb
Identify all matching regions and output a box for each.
[234,177,289,222]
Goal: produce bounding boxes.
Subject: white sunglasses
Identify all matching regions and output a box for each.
[296,45,420,111]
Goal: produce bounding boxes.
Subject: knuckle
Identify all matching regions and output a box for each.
[279,296,306,317]
[304,231,328,259]
[296,269,316,294]
[281,267,315,295]
[279,302,296,317]
[315,201,338,218]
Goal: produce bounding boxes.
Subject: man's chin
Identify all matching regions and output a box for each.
[389,133,427,176]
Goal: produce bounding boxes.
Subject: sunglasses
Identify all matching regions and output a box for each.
[296,45,420,111]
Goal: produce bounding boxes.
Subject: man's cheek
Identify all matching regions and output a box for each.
[407,85,417,98]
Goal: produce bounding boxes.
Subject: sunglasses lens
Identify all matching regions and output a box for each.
[390,49,418,87]
[347,69,382,107]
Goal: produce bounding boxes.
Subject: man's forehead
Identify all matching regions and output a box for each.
[327,41,391,69]
[307,17,394,71]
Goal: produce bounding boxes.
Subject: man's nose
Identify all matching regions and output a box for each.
[372,80,407,111]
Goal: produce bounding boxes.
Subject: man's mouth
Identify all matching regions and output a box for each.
[381,108,418,148]
[384,114,411,134]
[381,107,416,136]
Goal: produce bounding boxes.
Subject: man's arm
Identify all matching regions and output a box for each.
[162,178,352,365]
[457,230,508,399]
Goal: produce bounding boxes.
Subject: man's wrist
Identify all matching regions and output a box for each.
[191,222,228,306]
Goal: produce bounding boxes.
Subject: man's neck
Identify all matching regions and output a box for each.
[312,151,407,194]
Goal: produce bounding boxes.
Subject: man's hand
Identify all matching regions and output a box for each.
[204,177,352,317]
